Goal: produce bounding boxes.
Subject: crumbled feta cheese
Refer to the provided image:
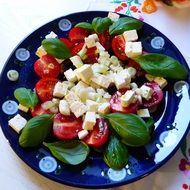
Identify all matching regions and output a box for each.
[65,91,80,105]
[86,100,99,112]
[154,77,168,89]
[127,67,136,78]
[59,99,70,115]
[82,112,96,130]
[78,130,89,139]
[71,81,89,94]
[77,88,89,102]
[70,101,87,118]
[137,109,150,118]
[45,31,58,39]
[64,68,78,82]
[98,102,110,114]
[97,88,106,96]
[95,42,105,52]
[130,82,138,90]
[120,90,136,107]
[123,30,138,42]
[125,42,142,58]
[110,56,120,66]
[85,34,98,48]
[145,74,155,82]
[8,114,27,133]
[108,12,120,22]
[70,55,84,68]
[53,82,68,98]
[119,69,131,84]
[140,85,153,100]
[114,74,127,90]
[91,74,112,89]
[41,101,54,110]
[18,104,29,112]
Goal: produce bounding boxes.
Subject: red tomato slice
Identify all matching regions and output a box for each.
[142,82,164,108]
[35,78,58,102]
[110,92,139,113]
[111,35,128,61]
[53,113,83,140]
[68,27,89,43]
[127,59,146,77]
[98,30,112,50]
[30,104,50,117]
[71,42,84,56]
[83,118,109,148]
[59,38,72,50]
[34,54,61,78]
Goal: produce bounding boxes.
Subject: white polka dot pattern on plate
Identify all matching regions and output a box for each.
[58,19,72,31]
[107,168,126,181]
[174,80,189,95]
[151,36,165,49]
[2,100,18,115]
[15,48,30,61]
[39,156,57,173]
[7,70,19,81]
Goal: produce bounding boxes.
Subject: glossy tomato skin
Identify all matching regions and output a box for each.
[98,30,112,50]
[111,35,128,61]
[142,82,164,108]
[53,113,83,140]
[35,78,58,102]
[83,118,109,148]
[59,38,72,50]
[30,104,50,117]
[68,27,89,43]
[34,54,61,78]
[71,42,84,56]
[110,92,139,113]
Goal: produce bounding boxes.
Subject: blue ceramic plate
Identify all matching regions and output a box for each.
[0,11,190,188]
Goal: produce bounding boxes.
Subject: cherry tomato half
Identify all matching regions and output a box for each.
[34,54,61,78]
[71,42,84,56]
[110,92,139,113]
[59,38,72,50]
[30,104,50,117]
[98,30,112,50]
[35,78,58,102]
[83,118,109,148]
[53,113,83,140]
[142,82,164,108]
[111,35,128,61]
[68,27,89,43]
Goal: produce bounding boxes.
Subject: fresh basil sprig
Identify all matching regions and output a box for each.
[42,38,71,59]
[134,53,188,80]
[19,114,53,147]
[109,17,143,35]
[75,22,93,31]
[92,17,113,34]
[103,113,150,147]
[43,141,90,165]
[103,135,129,170]
[14,87,38,109]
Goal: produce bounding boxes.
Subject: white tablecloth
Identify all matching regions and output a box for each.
[0,1,190,190]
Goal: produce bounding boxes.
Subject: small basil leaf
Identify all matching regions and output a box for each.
[146,117,155,135]
[43,141,90,165]
[109,17,143,35]
[134,53,188,80]
[92,17,113,34]
[103,113,150,147]
[19,114,53,147]
[103,135,128,170]
[75,22,93,31]
[42,38,71,59]
[14,87,38,108]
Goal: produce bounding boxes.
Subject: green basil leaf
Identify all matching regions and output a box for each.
[92,17,113,34]
[14,87,38,108]
[103,113,150,147]
[109,17,143,35]
[134,53,188,80]
[43,141,89,165]
[42,38,71,59]
[19,114,53,147]
[146,117,155,135]
[103,135,128,170]
[75,22,93,31]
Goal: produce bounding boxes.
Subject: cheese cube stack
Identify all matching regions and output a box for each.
[53,82,68,98]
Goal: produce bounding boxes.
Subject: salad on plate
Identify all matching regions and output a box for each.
[8,12,188,170]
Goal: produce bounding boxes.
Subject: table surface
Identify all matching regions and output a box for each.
[0,1,190,190]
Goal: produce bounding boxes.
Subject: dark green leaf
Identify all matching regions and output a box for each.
[75,22,93,31]
[43,141,89,165]
[180,138,188,160]
[14,87,38,108]
[103,135,128,170]
[42,38,71,59]
[92,17,113,34]
[103,113,150,147]
[134,53,188,80]
[19,114,53,147]
[146,117,155,135]
[109,17,143,35]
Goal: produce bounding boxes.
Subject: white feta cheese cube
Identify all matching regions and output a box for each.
[53,82,68,98]
[45,31,58,39]
[82,112,96,130]
[8,114,27,133]
[125,42,142,58]
[91,74,112,89]
[77,44,87,58]
[75,64,93,83]
[70,55,84,68]
[64,68,78,82]
[114,74,127,90]
[120,90,136,107]
[123,29,138,42]
[59,100,70,115]
[119,69,131,84]
[95,42,105,52]
[88,92,99,101]
[97,88,106,96]
[78,130,89,139]
[110,55,120,66]
[70,101,87,118]
[41,101,54,110]
[65,91,80,105]
[127,67,136,78]
[140,85,153,100]
[154,77,168,89]
[86,100,99,112]
[98,102,110,114]
[137,109,150,118]
[125,42,133,57]
[145,74,155,82]
[77,88,89,102]
[108,12,120,22]
[103,93,111,101]
[130,82,138,90]
[18,104,29,112]
[85,34,98,48]
[71,81,89,94]
[35,46,46,58]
